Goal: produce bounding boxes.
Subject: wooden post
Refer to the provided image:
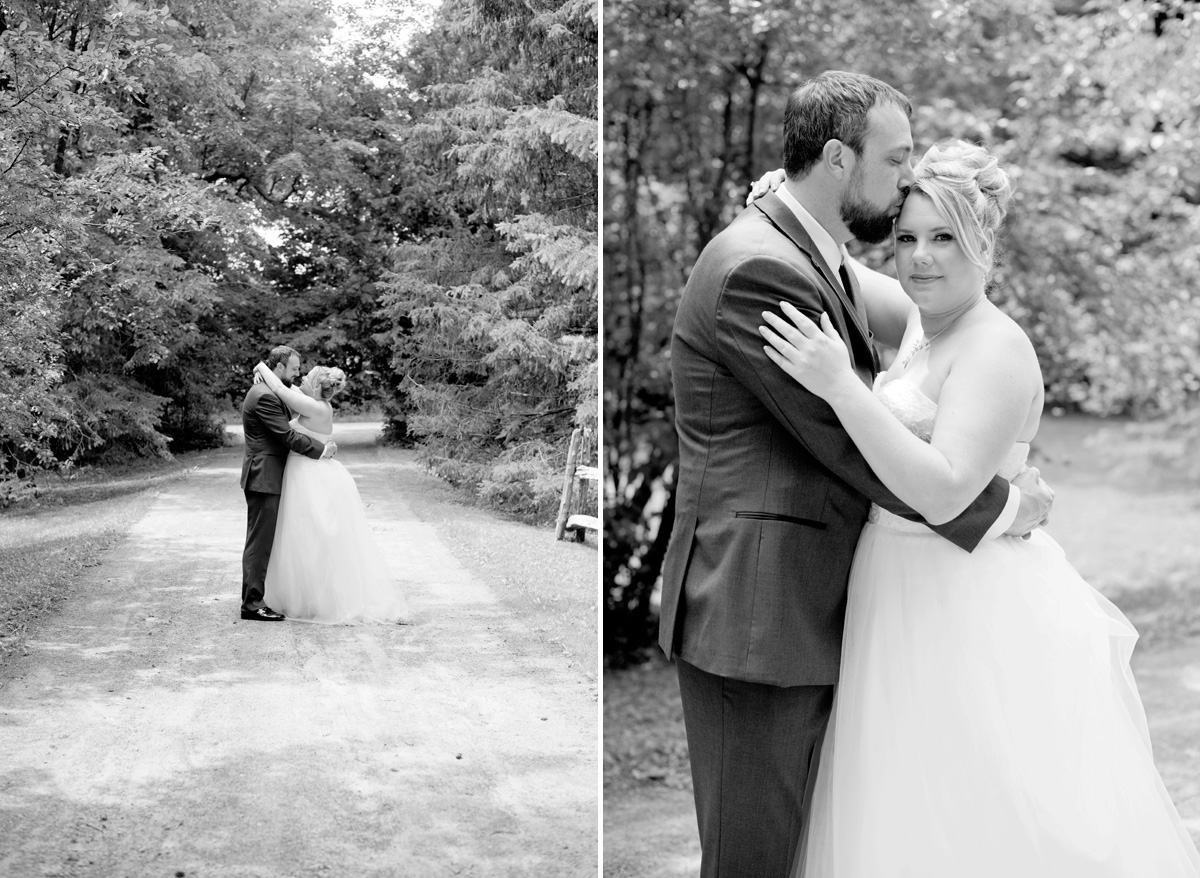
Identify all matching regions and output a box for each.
[554,428,582,540]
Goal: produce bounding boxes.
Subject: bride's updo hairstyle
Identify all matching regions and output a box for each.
[305,366,347,401]
[909,141,1013,280]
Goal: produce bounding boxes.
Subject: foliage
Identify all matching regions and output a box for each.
[604,0,1200,661]
[1,0,597,522]
[0,0,220,494]
[376,0,598,522]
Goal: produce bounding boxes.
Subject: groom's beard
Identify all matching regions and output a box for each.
[841,176,902,245]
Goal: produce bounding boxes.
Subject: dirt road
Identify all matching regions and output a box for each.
[0,425,598,877]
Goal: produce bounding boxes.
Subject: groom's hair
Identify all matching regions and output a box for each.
[783,71,912,179]
[265,345,300,370]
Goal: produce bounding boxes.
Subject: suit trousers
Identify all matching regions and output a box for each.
[242,489,281,612]
[677,658,834,878]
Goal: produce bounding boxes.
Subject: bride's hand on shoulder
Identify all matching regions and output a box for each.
[759,304,856,402]
[745,168,786,206]
[255,361,286,390]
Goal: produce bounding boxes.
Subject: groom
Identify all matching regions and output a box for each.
[238,344,335,622]
[659,71,1054,877]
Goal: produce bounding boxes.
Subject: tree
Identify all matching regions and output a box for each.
[376,0,598,521]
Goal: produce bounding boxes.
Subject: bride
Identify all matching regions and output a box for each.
[758,141,1200,875]
[252,361,410,625]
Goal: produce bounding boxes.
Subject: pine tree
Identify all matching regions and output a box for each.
[377,0,598,520]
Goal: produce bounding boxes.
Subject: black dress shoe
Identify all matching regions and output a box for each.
[240,607,285,621]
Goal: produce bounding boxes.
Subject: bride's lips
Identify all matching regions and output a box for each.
[908,274,941,284]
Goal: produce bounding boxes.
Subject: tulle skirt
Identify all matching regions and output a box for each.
[264,453,409,624]
[797,524,1200,877]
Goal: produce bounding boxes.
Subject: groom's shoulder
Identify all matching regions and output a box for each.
[724,199,797,250]
[695,204,801,279]
[242,383,275,412]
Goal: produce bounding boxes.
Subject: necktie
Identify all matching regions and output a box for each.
[839,258,879,374]
[839,259,869,329]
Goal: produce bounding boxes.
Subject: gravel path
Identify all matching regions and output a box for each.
[0,425,597,877]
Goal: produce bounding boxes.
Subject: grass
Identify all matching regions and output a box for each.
[0,439,235,660]
[604,658,690,794]
[0,480,180,662]
[381,450,599,675]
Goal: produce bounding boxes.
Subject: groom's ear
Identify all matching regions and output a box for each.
[822,139,852,181]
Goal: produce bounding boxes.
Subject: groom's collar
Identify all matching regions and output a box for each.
[751,190,874,353]
[751,192,839,293]
[775,183,848,272]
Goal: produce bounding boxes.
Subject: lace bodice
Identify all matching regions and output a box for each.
[876,378,936,442]
[290,417,332,443]
[869,378,1029,531]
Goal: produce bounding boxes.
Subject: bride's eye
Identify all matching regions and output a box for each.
[895,233,915,244]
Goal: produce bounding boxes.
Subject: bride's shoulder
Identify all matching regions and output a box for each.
[960,307,1040,375]
[966,305,1033,348]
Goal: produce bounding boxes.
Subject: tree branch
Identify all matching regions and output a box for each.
[3,135,30,174]
[0,65,81,114]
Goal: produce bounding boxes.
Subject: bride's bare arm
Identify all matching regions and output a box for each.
[761,306,1040,525]
[253,363,328,419]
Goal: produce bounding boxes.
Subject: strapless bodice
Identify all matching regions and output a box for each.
[290,418,332,443]
[869,378,1029,532]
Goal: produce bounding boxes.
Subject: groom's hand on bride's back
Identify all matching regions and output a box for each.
[320,441,337,460]
[1005,467,1054,539]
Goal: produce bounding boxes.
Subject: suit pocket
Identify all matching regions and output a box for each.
[733,511,827,530]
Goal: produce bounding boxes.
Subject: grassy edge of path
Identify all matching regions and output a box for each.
[0,451,219,664]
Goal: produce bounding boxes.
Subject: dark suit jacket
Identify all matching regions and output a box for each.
[658,191,1012,687]
[239,384,325,494]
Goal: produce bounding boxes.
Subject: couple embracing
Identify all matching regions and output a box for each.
[661,71,1200,876]
[239,345,409,626]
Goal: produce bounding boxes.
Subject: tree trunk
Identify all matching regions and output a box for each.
[741,37,769,190]
[694,77,737,250]
[614,95,650,469]
[53,16,82,177]
[0,4,9,92]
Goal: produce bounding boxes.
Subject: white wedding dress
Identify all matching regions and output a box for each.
[264,419,410,624]
[796,378,1200,877]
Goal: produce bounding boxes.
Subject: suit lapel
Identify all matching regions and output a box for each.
[752,193,874,353]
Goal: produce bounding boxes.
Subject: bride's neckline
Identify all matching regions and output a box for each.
[876,375,1032,447]
[877,374,937,406]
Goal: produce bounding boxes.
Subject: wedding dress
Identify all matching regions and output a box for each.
[796,377,1200,877]
[264,419,410,624]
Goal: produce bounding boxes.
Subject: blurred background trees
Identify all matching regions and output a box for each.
[604,0,1200,662]
[0,0,597,520]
